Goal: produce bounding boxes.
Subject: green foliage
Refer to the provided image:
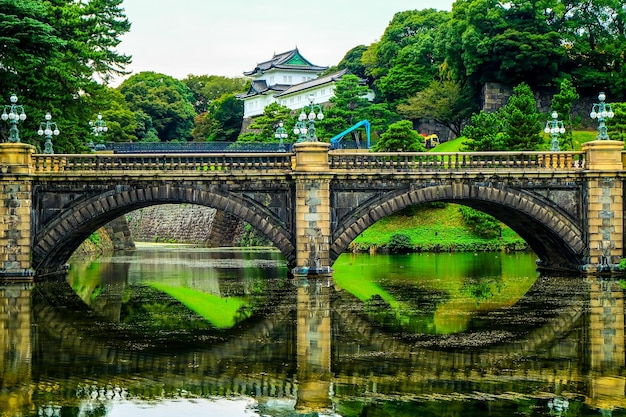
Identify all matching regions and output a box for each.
[88,231,101,245]
[237,223,270,247]
[372,120,426,152]
[500,83,543,150]
[182,74,248,113]
[351,203,526,253]
[241,102,291,142]
[119,72,196,142]
[193,93,243,142]
[461,111,507,151]
[459,206,501,239]
[387,233,413,254]
[336,45,369,80]
[397,80,476,138]
[607,102,626,142]
[362,9,450,81]
[441,0,565,91]
[550,78,580,150]
[0,0,131,152]
[463,83,542,151]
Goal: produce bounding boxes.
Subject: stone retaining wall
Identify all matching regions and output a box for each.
[125,204,244,246]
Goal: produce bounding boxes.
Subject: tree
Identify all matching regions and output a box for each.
[550,78,579,150]
[441,0,565,91]
[557,0,626,97]
[371,120,426,152]
[336,45,369,81]
[362,9,450,105]
[607,102,626,142]
[183,74,248,114]
[461,111,508,151]
[0,0,131,152]
[397,80,476,138]
[193,94,243,142]
[119,72,196,142]
[316,74,377,142]
[462,83,542,151]
[239,102,291,142]
[500,83,543,151]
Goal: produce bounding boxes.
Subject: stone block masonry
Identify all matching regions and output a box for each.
[126,204,244,247]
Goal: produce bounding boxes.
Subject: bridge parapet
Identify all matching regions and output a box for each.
[329,151,586,171]
[32,152,294,173]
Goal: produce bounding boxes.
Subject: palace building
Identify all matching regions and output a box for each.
[238,48,352,120]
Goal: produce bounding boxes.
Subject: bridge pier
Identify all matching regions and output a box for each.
[0,144,35,279]
[582,141,624,272]
[292,142,333,275]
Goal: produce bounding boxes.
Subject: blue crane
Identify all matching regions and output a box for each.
[329,120,371,150]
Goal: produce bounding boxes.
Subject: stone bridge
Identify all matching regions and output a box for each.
[0,140,624,279]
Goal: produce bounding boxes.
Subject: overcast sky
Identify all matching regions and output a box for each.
[113,0,455,85]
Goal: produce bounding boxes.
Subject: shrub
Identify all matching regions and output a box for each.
[459,206,502,239]
[387,233,413,254]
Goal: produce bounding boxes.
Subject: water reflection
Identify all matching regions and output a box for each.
[0,248,625,416]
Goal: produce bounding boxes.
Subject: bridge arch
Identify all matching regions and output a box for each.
[330,183,585,270]
[32,185,295,275]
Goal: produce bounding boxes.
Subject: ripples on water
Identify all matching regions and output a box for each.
[1,246,624,417]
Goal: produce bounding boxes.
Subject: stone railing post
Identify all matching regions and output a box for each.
[0,143,36,279]
[582,140,624,271]
[292,142,332,275]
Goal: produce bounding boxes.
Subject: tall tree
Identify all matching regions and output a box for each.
[119,72,196,142]
[557,0,626,97]
[549,78,579,150]
[316,74,378,142]
[193,93,243,142]
[0,0,131,152]
[441,0,565,91]
[362,9,450,105]
[462,111,508,151]
[462,83,543,151]
[500,83,543,150]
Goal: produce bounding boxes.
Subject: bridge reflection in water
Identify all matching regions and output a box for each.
[0,271,625,416]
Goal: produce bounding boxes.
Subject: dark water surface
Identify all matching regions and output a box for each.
[1,245,625,416]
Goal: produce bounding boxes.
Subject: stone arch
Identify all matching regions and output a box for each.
[33,185,295,275]
[330,183,585,270]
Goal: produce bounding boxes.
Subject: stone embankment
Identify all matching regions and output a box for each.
[74,205,247,255]
[125,204,243,246]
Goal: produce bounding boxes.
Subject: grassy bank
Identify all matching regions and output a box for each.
[350,204,528,253]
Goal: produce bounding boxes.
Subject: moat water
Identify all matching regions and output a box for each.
[1,245,625,416]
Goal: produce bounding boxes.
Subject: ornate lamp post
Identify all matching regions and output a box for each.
[1,94,27,143]
[294,94,324,142]
[274,121,288,152]
[544,111,565,152]
[589,91,614,140]
[89,112,108,151]
[37,112,60,154]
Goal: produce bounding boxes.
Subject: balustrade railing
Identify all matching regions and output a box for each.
[329,151,586,171]
[32,151,587,174]
[32,153,294,173]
